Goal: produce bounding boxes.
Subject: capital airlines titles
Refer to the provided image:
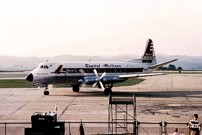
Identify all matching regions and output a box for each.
[85,64,121,68]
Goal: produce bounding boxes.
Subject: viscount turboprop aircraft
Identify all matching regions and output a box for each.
[26,39,177,95]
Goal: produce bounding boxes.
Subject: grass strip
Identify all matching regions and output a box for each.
[0,80,34,88]
[0,78,144,88]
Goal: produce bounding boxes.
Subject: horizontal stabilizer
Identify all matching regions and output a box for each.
[149,59,178,70]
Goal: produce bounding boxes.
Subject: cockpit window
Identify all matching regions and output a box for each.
[40,65,49,69]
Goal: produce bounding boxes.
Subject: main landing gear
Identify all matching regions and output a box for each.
[104,83,113,95]
[72,85,80,92]
[104,88,112,95]
[44,87,49,95]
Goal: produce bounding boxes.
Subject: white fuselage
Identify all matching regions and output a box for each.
[28,60,153,87]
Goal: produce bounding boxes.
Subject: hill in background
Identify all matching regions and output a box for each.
[0,54,201,71]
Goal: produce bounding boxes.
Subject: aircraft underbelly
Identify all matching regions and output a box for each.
[52,75,82,84]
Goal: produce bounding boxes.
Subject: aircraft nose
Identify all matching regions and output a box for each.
[26,73,33,82]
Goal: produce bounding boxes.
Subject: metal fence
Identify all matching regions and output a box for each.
[0,121,191,135]
[138,121,163,135]
[165,122,189,135]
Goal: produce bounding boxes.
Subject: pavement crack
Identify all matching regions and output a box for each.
[58,93,80,120]
[10,101,29,116]
[1,93,13,102]
[150,79,159,88]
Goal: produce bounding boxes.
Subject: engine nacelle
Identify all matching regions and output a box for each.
[102,76,124,83]
[84,76,124,84]
[83,76,97,84]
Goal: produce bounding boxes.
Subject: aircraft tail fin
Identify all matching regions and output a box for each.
[141,39,157,65]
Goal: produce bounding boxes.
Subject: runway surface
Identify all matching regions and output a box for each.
[0,74,202,123]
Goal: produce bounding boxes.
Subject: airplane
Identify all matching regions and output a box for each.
[26,39,177,95]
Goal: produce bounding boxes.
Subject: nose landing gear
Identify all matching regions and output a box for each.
[44,87,49,95]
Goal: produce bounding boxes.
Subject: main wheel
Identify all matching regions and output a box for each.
[72,85,80,92]
[104,88,112,95]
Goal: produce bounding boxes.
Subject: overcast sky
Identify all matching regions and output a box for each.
[0,0,202,57]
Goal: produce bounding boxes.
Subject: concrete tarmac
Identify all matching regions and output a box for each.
[0,74,202,123]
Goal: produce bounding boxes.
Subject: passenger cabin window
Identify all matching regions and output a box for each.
[61,68,143,73]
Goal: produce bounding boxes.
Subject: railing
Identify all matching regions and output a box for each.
[165,122,189,135]
[0,121,190,135]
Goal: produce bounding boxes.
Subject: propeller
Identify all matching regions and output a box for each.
[93,69,106,90]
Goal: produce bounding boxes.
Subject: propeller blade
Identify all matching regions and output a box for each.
[99,81,105,90]
[93,82,98,88]
[93,69,98,77]
[100,72,106,80]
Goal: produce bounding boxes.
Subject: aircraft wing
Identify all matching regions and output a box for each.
[119,59,177,79]
[119,72,165,79]
[149,59,178,70]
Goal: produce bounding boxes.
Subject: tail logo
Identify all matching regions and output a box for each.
[144,39,154,56]
[142,39,156,63]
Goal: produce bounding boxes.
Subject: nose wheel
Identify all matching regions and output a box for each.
[44,87,49,95]
[44,90,49,95]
